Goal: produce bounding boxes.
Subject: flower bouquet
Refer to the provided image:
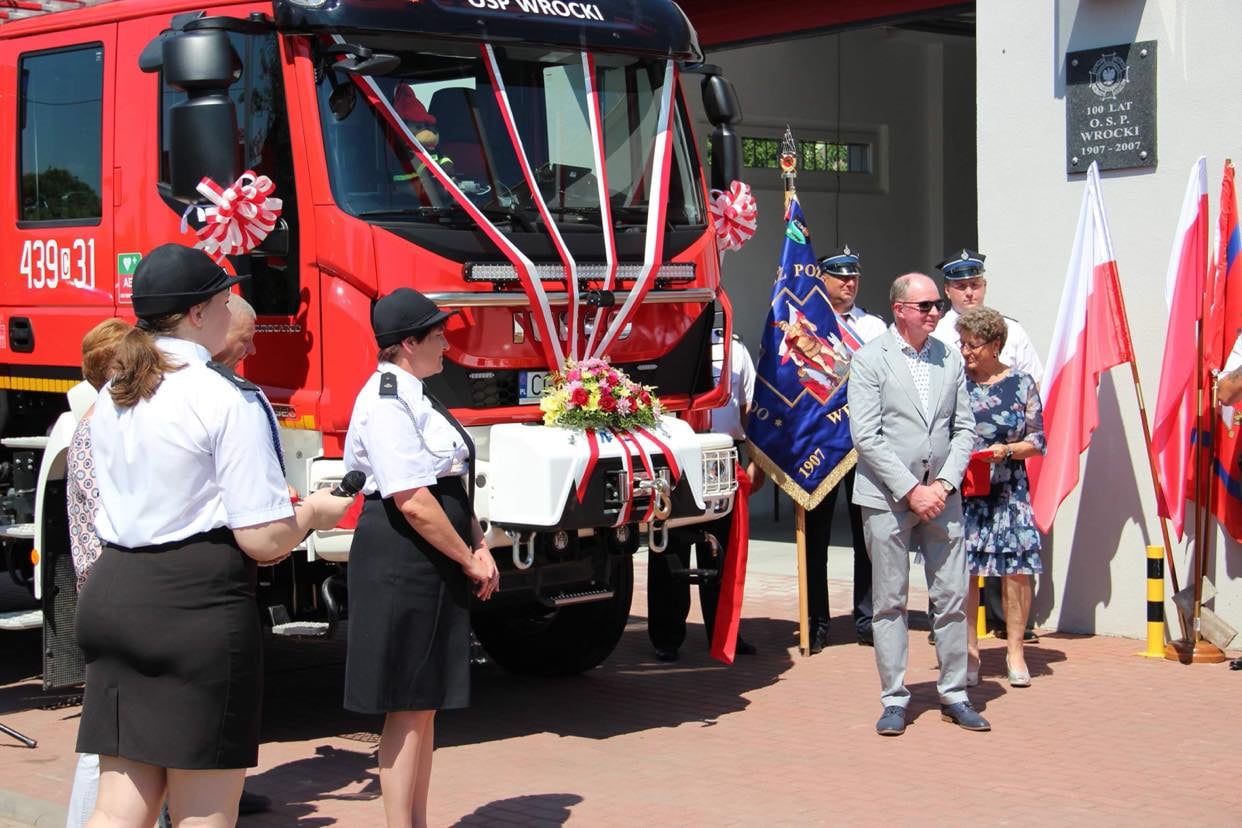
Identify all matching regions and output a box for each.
[539,357,663,431]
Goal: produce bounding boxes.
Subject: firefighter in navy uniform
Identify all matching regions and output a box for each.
[802,246,887,652]
[74,244,352,827]
[647,329,760,661]
[932,247,1043,644]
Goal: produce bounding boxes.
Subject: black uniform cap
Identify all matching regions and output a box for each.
[936,248,987,280]
[819,245,862,277]
[131,244,249,319]
[372,287,458,347]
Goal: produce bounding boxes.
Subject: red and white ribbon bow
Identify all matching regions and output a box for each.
[708,179,758,254]
[187,171,283,264]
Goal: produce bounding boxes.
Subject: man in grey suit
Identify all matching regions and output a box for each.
[847,272,989,736]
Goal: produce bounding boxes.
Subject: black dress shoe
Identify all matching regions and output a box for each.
[239,790,271,815]
[809,622,830,655]
[734,636,757,656]
[856,629,874,647]
[655,648,680,662]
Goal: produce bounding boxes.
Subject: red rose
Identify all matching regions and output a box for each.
[638,389,651,405]
[599,394,618,412]
[570,387,590,407]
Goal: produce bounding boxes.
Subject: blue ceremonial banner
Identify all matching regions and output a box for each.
[748,197,857,510]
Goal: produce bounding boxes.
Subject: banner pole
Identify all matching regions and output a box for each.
[795,505,810,656]
[1109,271,1186,638]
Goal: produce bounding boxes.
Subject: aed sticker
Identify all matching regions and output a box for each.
[117,252,140,305]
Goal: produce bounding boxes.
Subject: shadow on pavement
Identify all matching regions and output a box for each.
[242,744,379,826]
[904,642,1069,723]
[452,793,583,826]
[434,614,796,748]
[252,614,797,750]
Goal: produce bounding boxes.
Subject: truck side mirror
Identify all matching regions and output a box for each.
[709,125,741,192]
[701,74,741,127]
[162,30,241,200]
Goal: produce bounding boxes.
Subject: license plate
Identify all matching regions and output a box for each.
[518,370,554,404]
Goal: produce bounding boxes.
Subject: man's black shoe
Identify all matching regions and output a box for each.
[856,627,874,646]
[655,648,680,662]
[239,790,271,815]
[876,706,906,736]
[927,629,936,645]
[808,620,830,655]
[735,636,758,656]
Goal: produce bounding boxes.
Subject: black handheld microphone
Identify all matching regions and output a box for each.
[331,470,366,497]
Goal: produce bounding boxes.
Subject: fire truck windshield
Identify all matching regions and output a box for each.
[316,39,706,237]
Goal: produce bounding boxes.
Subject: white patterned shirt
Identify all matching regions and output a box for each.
[891,324,933,418]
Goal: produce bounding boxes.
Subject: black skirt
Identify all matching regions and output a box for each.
[75,528,262,769]
[344,477,472,714]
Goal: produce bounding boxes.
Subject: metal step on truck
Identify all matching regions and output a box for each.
[0,0,748,686]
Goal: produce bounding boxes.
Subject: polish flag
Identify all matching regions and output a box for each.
[1153,157,1210,539]
[1204,161,1242,542]
[1028,162,1134,533]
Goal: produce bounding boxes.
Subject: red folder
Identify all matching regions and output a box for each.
[962,450,993,497]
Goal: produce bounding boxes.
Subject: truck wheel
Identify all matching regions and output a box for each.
[472,554,634,677]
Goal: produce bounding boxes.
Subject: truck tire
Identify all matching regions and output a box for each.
[472,554,634,677]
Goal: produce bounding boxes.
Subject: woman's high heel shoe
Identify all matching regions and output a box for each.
[1006,655,1031,688]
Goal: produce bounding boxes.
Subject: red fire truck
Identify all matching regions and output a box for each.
[0,0,745,684]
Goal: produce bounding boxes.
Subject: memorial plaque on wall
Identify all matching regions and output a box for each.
[1065,40,1156,174]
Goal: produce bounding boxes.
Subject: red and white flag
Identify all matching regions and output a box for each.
[1153,157,1210,539]
[1028,162,1134,533]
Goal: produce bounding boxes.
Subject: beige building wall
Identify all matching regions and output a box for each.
[977,0,1242,637]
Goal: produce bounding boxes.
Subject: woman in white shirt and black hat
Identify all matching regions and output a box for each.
[343,287,499,828]
[75,243,353,828]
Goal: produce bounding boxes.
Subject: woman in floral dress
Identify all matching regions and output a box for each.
[955,307,1046,688]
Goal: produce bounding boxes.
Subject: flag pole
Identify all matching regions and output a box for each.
[1109,271,1187,638]
[796,505,811,656]
[778,126,813,656]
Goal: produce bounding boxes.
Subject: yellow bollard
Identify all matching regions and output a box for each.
[975,576,994,639]
[1138,545,1166,658]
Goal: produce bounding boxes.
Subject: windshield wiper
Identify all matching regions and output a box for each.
[357,205,517,225]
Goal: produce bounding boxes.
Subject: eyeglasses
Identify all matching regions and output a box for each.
[896,299,948,314]
[959,339,996,352]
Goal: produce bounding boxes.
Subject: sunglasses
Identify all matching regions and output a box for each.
[896,299,948,314]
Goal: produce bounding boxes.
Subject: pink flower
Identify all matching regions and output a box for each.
[566,369,581,383]
[616,397,633,415]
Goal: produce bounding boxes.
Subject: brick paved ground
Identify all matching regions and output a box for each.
[1,561,1240,827]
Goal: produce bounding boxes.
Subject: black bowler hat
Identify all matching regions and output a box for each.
[937,248,987,280]
[819,245,862,278]
[372,287,457,347]
[131,244,248,319]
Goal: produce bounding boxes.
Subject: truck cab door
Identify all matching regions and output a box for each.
[0,24,116,374]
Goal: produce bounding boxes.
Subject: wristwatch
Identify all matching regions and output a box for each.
[937,479,956,495]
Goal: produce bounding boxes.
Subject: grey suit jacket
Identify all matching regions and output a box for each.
[847,329,976,511]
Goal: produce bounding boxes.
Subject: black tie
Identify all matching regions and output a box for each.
[424,391,475,510]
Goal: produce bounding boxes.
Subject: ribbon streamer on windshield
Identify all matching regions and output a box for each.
[580,52,618,359]
[483,44,582,361]
[589,60,677,358]
[331,36,566,372]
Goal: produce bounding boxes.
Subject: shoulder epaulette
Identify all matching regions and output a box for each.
[206,361,260,392]
[379,372,399,398]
